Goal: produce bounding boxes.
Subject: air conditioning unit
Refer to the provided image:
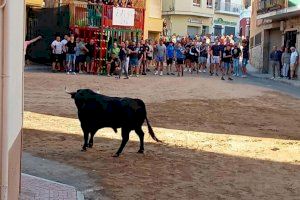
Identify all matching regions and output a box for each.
[280,21,286,31]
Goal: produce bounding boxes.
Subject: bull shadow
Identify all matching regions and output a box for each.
[23,128,300,200]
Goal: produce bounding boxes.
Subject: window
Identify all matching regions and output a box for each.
[207,0,213,8]
[193,0,200,7]
[255,32,262,46]
[202,26,209,35]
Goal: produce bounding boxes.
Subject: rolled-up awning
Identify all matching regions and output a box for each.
[26,0,44,7]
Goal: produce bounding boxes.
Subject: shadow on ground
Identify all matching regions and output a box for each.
[23,128,300,200]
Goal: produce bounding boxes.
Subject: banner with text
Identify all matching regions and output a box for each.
[113,7,135,26]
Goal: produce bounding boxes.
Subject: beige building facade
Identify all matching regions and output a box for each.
[250,0,300,73]
[144,0,163,40]
[0,0,25,199]
[162,0,214,36]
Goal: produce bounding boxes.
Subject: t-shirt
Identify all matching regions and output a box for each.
[51,40,63,54]
[175,47,185,60]
[111,47,120,57]
[189,46,198,57]
[128,45,138,60]
[232,48,241,59]
[138,45,146,59]
[76,42,86,56]
[119,48,127,61]
[156,44,166,58]
[166,45,175,58]
[86,43,95,57]
[290,51,299,64]
[146,45,153,57]
[282,52,291,64]
[66,41,76,54]
[211,45,221,56]
[61,39,68,46]
[200,45,208,57]
[242,46,249,59]
[223,49,232,63]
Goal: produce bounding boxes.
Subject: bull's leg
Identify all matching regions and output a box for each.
[82,131,89,152]
[88,131,96,148]
[113,128,130,157]
[135,127,145,154]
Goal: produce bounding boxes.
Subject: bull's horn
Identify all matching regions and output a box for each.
[65,86,75,94]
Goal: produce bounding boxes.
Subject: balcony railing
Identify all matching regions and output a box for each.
[215,1,241,14]
[257,0,286,15]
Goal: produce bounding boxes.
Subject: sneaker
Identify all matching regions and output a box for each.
[199,70,202,73]
[72,72,76,75]
[167,73,170,75]
[203,70,206,73]
[270,77,275,80]
[129,75,133,77]
[236,74,240,77]
[154,71,158,75]
[171,72,175,75]
[210,72,213,76]
[107,74,111,77]
[233,73,237,76]
[136,74,139,77]
[160,71,163,76]
[79,71,83,74]
[215,73,219,76]
[67,72,70,75]
[124,77,129,79]
[221,76,225,80]
[189,69,192,73]
[228,77,233,81]
[142,72,147,75]
[184,68,188,72]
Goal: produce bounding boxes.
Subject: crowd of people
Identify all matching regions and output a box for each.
[50,33,252,81]
[269,46,299,80]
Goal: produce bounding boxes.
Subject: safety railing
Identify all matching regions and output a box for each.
[215,1,242,14]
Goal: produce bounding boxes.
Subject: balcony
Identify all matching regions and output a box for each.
[257,0,286,15]
[215,1,241,16]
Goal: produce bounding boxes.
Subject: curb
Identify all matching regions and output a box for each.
[22,173,85,200]
[248,73,300,87]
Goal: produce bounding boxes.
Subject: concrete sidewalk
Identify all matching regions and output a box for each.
[247,64,300,88]
[20,173,84,200]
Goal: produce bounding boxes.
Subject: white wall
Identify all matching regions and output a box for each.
[3,0,24,149]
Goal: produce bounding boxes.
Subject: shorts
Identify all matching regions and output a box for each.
[211,56,220,64]
[146,56,153,61]
[67,54,76,63]
[223,62,231,69]
[242,58,248,66]
[52,54,63,63]
[176,59,184,65]
[199,57,207,64]
[290,64,296,71]
[191,56,198,63]
[76,55,86,63]
[156,56,164,62]
[129,58,138,67]
[86,56,94,63]
[167,58,174,65]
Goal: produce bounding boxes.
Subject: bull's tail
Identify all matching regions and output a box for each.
[145,116,162,143]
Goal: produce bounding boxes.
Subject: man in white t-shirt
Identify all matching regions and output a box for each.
[61,34,69,69]
[51,36,64,72]
[290,47,299,79]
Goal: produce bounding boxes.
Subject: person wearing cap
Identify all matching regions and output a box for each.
[166,42,175,75]
[290,47,299,80]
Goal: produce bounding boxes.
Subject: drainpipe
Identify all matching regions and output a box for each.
[0,0,8,199]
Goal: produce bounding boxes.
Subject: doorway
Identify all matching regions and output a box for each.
[284,30,297,48]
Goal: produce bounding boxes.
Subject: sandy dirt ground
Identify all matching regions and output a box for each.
[23,72,300,200]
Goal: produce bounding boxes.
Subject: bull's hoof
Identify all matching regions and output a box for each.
[112,153,120,158]
[88,143,93,148]
[137,150,144,154]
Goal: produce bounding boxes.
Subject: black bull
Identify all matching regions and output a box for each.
[66,89,161,157]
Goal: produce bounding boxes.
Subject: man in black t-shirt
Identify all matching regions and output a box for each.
[242,41,249,77]
[85,39,95,73]
[210,41,221,76]
[66,35,76,74]
[138,40,147,75]
[232,43,242,76]
[221,44,233,81]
